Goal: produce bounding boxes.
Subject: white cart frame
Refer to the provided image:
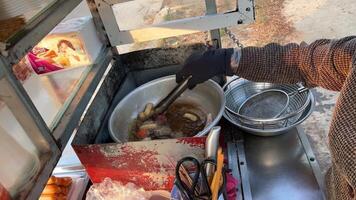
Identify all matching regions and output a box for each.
[0,0,254,199]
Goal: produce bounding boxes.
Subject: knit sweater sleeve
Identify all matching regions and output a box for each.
[232,36,356,91]
[231,37,356,199]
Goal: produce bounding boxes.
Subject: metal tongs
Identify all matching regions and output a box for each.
[153,75,192,116]
[140,75,192,121]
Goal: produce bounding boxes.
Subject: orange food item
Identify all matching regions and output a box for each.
[60,186,68,195]
[210,148,224,200]
[47,176,72,187]
[47,176,57,185]
[41,176,72,199]
[136,129,149,139]
[42,185,62,195]
[39,194,67,200]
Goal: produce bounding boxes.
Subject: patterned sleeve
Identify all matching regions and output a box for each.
[231,36,356,91]
[326,66,356,199]
[230,37,356,199]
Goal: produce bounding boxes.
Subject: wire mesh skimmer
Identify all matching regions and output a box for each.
[223,77,311,130]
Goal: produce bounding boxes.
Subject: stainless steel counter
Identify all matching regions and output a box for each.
[227,126,325,200]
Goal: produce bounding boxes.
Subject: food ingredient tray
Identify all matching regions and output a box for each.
[52,168,89,200]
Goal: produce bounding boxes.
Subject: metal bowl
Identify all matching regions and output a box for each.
[223,78,315,136]
[109,75,225,142]
[224,78,311,126]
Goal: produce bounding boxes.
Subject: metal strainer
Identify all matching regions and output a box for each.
[237,87,308,119]
[223,77,311,129]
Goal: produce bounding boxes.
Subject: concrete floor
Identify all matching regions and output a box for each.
[302,88,338,175]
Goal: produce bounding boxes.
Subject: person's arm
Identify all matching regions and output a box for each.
[177,36,356,91]
[234,37,356,197]
[326,65,356,198]
[234,36,356,91]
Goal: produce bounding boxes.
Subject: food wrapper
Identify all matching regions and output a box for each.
[86,178,150,200]
[27,34,90,75]
[25,16,102,75]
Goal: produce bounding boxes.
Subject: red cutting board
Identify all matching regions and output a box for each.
[73,137,206,191]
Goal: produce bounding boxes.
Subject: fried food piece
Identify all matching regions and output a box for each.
[47,176,72,187]
[139,122,158,130]
[166,102,207,136]
[183,113,198,121]
[41,176,71,200]
[60,186,69,195]
[143,103,154,116]
[39,194,67,200]
[138,112,146,120]
[42,185,62,195]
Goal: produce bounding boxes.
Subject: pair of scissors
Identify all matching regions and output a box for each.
[175,156,226,200]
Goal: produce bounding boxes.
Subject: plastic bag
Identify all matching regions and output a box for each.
[86,178,150,200]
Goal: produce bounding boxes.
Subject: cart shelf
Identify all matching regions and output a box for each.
[0,1,110,198]
[0,0,82,64]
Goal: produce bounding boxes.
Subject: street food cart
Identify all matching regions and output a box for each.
[0,0,325,199]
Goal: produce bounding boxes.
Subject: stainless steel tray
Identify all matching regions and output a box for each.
[227,126,325,200]
[52,169,89,200]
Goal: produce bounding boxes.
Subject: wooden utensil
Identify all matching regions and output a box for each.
[210,148,224,200]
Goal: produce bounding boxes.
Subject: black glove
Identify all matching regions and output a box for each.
[176,48,234,89]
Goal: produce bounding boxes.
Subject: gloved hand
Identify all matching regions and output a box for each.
[176,48,234,89]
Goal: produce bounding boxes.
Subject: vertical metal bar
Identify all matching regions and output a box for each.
[204,0,224,84]
[236,0,255,23]
[0,58,59,154]
[204,0,221,48]
[86,0,111,46]
[297,127,326,200]
[0,66,3,79]
[227,142,243,200]
[236,139,253,200]
[0,57,61,199]
[26,153,60,200]
[52,47,113,149]
[86,0,120,55]
[93,0,129,47]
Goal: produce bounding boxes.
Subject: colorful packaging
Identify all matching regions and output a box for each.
[26,16,102,75]
[27,34,91,75]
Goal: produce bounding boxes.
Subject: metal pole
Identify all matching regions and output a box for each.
[0,57,59,154]
[0,56,62,199]
[204,0,222,48]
